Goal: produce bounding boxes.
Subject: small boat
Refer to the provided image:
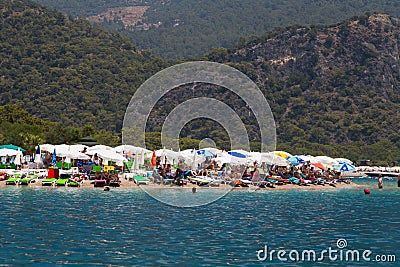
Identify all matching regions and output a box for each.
[5,174,22,185]
[42,177,57,186]
[19,174,38,185]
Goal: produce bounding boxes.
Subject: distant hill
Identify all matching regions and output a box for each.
[33,0,400,59]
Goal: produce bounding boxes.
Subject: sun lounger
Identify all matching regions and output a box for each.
[133,175,149,185]
[18,174,38,185]
[93,179,107,187]
[42,178,57,186]
[188,176,211,186]
[67,180,82,187]
[5,174,22,185]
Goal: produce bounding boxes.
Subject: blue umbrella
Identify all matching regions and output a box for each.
[337,162,356,171]
[227,151,246,158]
[287,156,305,166]
[197,149,215,158]
[36,145,40,155]
[51,149,57,165]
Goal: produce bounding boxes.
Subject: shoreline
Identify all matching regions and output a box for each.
[0,178,363,191]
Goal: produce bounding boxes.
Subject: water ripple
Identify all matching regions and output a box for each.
[0,181,399,266]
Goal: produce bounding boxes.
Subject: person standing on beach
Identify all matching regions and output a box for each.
[378,174,383,189]
[397,174,400,188]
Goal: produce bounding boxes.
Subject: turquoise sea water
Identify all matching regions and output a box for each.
[0,179,399,266]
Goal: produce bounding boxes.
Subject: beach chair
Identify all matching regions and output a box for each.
[18,174,38,185]
[133,175,149,185]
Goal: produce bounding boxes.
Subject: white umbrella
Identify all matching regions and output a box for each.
[312,156,339,165]
[334,157,353,165]
[115,145,151,155]
[87,145,116,153]
[39,144,54,152]
[260,152,289,166]
[0,148,20,157]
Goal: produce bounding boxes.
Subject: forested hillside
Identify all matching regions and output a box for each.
[1,1,400,163]
[33,0,400,59]
[204,13,400,162]
[0,0,168,132]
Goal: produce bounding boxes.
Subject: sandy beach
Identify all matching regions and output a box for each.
[0,177,362,191]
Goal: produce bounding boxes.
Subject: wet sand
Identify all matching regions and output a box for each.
[0,178,362,191]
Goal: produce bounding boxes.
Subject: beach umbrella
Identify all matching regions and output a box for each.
[336,162,356,172]
[51,149,57,165]
[335,157,353,165]
[287,156,305,166]
[261,152,289,166]
[40,144,54,152]
[295,155,315,163]
[34,145,41,163]
[0,144,26,153]
[311,163,325,170]
[0,148,20,157]
[199,147,222,155]
[312,156,339,165]
[227,151,247,158]
[115,145,151,155]
[197,149,215,158]
[272,151,293,159]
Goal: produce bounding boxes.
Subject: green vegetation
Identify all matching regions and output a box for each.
[34,0,400,59]
[1,1,400,164]
[0,104,120,153]
[0,0,169,133]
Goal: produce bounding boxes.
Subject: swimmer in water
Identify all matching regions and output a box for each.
[378,174,383,189]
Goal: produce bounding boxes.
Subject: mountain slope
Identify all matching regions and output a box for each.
[33,0,400,59]
[206,13,400,148]
[0,0,168,132]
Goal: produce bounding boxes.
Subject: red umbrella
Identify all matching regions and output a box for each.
[312,163,325,170]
